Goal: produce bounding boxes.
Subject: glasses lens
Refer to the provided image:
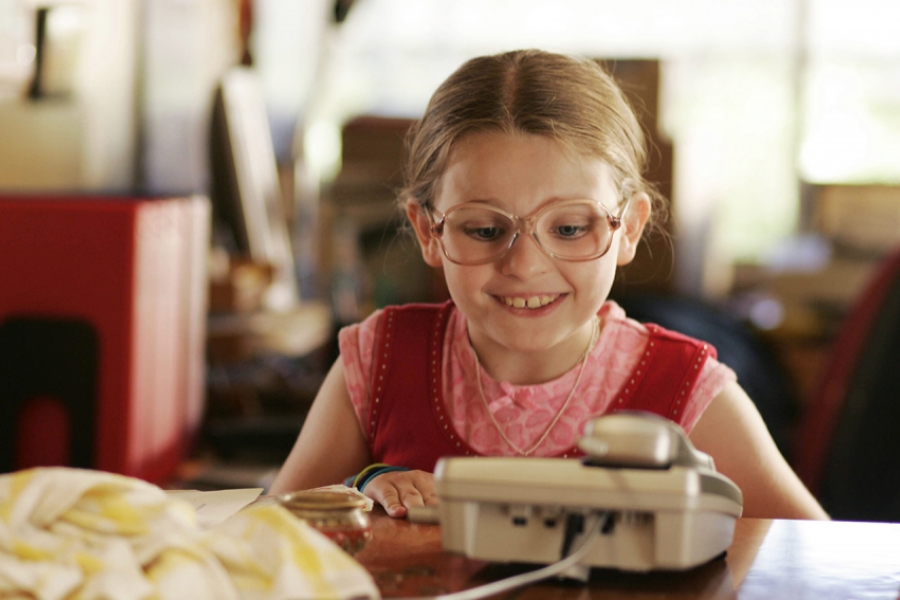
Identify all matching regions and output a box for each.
[441,206,515,263]
[536,201,611,259]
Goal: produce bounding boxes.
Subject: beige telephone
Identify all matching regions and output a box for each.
[433,411,743,572]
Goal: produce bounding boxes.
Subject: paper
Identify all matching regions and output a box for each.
[166,488,264,528]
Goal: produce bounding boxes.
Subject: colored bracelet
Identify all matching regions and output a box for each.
[347,463,391,489]
[358,466,410,492]
[352,464,411,492]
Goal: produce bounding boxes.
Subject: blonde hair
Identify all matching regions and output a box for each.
[401,49,664,228]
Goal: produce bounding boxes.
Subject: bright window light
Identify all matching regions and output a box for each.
[259,0,900,269]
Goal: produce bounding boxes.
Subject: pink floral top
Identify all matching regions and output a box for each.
[339,301,736,457]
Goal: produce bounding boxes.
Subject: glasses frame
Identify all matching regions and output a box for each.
[427,196,632,266]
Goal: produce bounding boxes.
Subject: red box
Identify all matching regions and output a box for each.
[0,195,209,484]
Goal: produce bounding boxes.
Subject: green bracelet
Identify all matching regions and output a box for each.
[357,466,410,492]
[349,463,390,489]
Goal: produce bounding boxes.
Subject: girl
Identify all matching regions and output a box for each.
[271,49,828,521]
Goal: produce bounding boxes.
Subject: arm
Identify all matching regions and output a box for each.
[269,359,370,494]
[689,380,830,520]
[269,358,440,517]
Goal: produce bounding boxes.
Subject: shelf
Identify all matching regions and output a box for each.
[207,301,332,363]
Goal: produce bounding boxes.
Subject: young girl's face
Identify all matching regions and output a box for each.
[409,131,648,370]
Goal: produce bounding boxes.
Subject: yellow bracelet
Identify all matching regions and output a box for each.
[350,463,391,489]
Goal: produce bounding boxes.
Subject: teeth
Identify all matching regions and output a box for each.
[502,295,557,309]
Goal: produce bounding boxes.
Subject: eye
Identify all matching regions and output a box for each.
[463,225,506,241]
[553,224,588,238]
[450,209,511,242]
[549,219,592,240]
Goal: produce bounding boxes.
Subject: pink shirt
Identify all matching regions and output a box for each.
[339,301,736,457]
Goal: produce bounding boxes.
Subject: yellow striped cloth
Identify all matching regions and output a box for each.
[0,468,379,600]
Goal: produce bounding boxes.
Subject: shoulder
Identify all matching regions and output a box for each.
[378,300,455,325]
[599,300,659,355]
[337,307,384,354]
[337,309,386,413]
[338,301,456,355]
[599,300,649,340]
[603,300,718,357]
[382,300,454,315]
[601,300,735,432]
[375,300,456,344]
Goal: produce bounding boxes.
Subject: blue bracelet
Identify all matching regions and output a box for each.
[356,465,410,492]
[345,463,390,488]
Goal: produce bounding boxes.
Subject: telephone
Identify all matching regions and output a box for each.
[433,411,743,572]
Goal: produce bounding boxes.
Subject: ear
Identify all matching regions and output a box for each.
[615,192,652,266]
[406,201,444,268]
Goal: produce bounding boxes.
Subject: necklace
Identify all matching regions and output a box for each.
[472,316,600,456]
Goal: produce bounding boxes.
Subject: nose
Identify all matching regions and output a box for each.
[498,231,552,279]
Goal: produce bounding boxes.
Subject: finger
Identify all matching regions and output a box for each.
[384,494,408,519]
[397,485,425,509]
[403,471,439,507]
[422,490,440,507]
[365,478,407,518]
[393,481,432,509]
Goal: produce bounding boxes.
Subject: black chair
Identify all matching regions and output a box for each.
[794,249,900,522]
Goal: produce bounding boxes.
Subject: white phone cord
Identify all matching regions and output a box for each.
[393,512,605,600]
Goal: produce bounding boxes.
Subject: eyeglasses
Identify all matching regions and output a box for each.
[427,196,631,266]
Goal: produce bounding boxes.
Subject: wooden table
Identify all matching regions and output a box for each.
[355,512,900,599]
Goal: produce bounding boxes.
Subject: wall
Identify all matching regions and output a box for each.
[0,0,140,191]
[0,0,240,194]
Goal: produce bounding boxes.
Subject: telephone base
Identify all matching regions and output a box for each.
[435,456,742,572]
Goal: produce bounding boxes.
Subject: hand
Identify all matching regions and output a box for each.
[362,469,438,518]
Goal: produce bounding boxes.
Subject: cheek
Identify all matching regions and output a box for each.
[568,259,617,298]
[442,264,487,301]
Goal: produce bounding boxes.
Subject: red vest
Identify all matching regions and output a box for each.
[367,301,715,472]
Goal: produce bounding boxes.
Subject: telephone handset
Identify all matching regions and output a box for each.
[434,411,743,572]
[579,410,715,470]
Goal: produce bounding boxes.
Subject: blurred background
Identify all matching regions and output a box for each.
[2,0,899,520]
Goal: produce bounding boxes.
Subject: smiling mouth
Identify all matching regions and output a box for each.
[499,294,560,309]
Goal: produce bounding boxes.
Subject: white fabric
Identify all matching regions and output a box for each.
[0,468,379,600]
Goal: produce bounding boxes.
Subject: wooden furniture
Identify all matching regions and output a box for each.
[324,116,442,314]
[356,512,900,598]
[602,59,675,295]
